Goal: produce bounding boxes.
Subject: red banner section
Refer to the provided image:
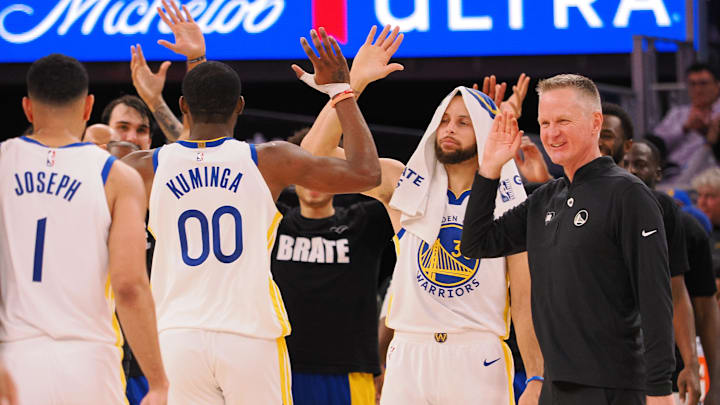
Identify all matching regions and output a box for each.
[312,0,348,44]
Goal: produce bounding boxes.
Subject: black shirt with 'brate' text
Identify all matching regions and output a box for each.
[271,200,393,375]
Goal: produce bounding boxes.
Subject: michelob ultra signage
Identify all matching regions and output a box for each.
[0,0,690,62]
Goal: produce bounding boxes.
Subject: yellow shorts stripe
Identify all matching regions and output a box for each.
[267,211,283,251]
[147,225,157,241]
[384,294,394,327]
[106,275,128,404]
[501,339,515,405]
[269,278,291,336]
[116,311,129,405]
[349,372,375,405]
[502,271,511,340]
[276,338,293,405]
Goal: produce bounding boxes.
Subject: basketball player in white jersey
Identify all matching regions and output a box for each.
[121,29,381,404]
[0,54,168,404]
[300,52,543,402]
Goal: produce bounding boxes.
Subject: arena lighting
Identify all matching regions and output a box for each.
[0,0,690,62]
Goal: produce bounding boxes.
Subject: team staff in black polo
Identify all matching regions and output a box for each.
[461,74,674,405]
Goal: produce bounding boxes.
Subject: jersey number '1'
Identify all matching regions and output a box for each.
[178,206,243,266]
[32,218,47,282]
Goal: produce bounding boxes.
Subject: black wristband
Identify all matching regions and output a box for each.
[188,55,206,64]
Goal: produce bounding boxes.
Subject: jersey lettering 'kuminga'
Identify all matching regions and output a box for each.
[122,22,381,404]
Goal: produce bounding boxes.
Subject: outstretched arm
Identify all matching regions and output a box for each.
[157,0,206,72]
[121,150,156,205]
[461,111,529,258]
[129,1,207,143]
[298,26,406,228]
[514,136,552,183]
[474,73,531,119]
[130,45,183,143]
[258,28,381,199]
[508,253,543,405]
[672,276,701,405]
[105,161,168,404]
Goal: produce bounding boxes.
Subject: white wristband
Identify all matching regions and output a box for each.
[299,72,351,98]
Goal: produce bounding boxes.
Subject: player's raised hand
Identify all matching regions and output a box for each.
[157,0,205,60]
[479,110,522,179]
[130,44,171,110]
[504,73,531,118]
[0,365,18,405]
[514,136,552,183]
[292,27,350,86]
[473,75,507,109]
[350,25,404,88]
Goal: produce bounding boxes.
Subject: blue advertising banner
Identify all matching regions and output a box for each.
[0,0,691,63]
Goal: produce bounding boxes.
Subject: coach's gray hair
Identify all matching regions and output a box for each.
[536,74,601,112]
[692,167,720,192]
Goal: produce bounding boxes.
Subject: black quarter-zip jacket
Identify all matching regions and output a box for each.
[461,156,674,396]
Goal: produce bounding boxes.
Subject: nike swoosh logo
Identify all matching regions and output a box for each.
[483,358,501,367]
[641,229,658,237]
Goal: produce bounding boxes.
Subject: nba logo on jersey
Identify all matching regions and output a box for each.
[416,223,481,299]
[196,152,204,162]
[46,150,56,167]
[498,179,515,203]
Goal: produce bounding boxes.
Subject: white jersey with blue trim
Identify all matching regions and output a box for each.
[148,137,289,339]
[386,169,527,337]
[0,136,119,344]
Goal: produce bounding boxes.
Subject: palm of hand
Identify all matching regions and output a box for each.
[136,66,164,96]
[351,43,391,83]
[171,23,205,57]
[480,111,522,178]
[349,25,403,85]
[486,128,518,161]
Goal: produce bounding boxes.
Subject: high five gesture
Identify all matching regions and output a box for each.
[479,110,523,179]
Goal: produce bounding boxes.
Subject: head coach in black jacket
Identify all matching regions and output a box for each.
[461,74,675,405]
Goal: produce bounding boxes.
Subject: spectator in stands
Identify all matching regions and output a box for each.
[668,188,714,234]
[655,63,720,187]
[693,167,720,281]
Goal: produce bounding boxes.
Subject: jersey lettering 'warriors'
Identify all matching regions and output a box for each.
[148,137,290,339]
[386,162,526,337]
[0,136,120,345]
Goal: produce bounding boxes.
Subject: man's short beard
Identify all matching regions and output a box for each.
[435,142,478,164]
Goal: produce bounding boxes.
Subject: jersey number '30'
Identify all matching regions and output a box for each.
[178,206,243,266]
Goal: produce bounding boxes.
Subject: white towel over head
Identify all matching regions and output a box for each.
[389,86,526,244]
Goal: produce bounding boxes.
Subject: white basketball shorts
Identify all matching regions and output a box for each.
[380,330,514,405]
[159,329,292,405]
[0,336,126,405]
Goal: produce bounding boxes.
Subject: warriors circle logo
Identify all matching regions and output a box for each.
[417,223,480,289]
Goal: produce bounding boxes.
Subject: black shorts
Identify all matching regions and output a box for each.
[539,380,644,405]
